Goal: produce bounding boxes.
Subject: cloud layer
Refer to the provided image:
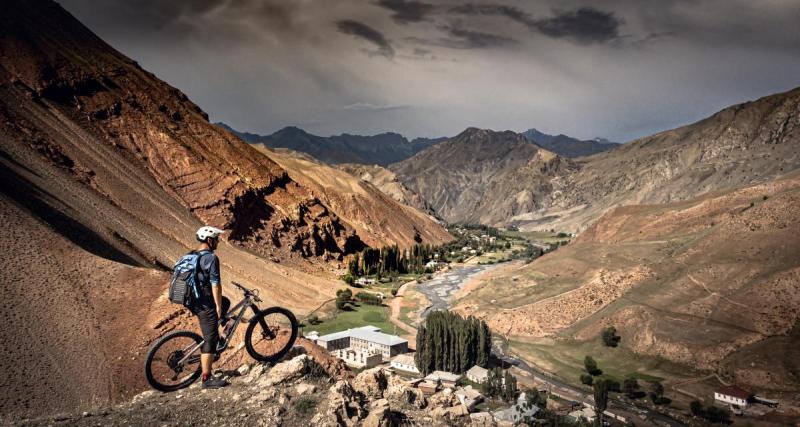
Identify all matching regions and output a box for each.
[59,0,800,142]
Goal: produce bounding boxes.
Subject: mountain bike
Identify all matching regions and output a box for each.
[144,282,298,391]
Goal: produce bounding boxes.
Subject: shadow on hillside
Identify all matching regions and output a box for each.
[0,155,145,267]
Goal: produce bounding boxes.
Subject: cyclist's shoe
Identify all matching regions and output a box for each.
[202,375,230,389]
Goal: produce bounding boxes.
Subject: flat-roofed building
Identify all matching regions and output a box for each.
[314,325,408,360]
[425,371,461,389]
[390,354,419,374]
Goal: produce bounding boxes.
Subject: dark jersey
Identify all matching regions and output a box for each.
[195,250,220,288]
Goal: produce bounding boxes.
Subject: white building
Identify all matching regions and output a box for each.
[425,371,461,389]
[314,325,408,360]
[715,385,751,407]
[333,348,382,368]
[390,354,419,374]
[355,277,375,286]
[465,365,489,384]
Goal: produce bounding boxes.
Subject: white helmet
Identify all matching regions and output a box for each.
[196,226,225,242]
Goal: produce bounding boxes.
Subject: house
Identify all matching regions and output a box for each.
[493,393,540,423]
[390,354,420,374]
[465,365,489,384]
[566,407,595,424]
[355,277,375,286]
[333,348,382,368]
[715,385,752,407]
[314,325,408,360]
[455,386,484,412]
[425,371,461,389]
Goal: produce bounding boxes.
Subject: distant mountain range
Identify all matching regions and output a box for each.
[217,123,445,166]
[522,128,619,157]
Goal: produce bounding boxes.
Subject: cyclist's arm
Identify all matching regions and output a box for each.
[209,255,223,319]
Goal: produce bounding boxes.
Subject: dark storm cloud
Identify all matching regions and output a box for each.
[336,20,395,58]
[534,8,621,44]
[447,4,621,45]
[406,25,519,50]
[374,0,435,25]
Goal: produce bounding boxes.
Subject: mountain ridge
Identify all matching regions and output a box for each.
[218,122,445,166]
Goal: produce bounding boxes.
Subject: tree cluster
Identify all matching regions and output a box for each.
[415,311,491,375]
[355,291,382,306]
[601,326,621,347]
[690,400,731,424]
[347,244,443,280]
[482,368,517,402]
[335,289,352,310]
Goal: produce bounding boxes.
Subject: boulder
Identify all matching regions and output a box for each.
[311,380,366,427]
[429,391,457,408]
[295,382,317,396]
[385,374,426,409]
[353,367,388,400]
[469,412,497,427]
[259,355,311,387]
[362,398,396,427]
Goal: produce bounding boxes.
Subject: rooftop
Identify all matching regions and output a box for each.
[716,385,752,400]
[316,325,407,346]
[466,365,488,376]
[392,354,416,365]
[426,371,461,382]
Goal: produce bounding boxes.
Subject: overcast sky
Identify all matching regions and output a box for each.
[59,0,800,142]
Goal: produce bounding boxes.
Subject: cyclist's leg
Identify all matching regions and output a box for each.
[195,305,219,379]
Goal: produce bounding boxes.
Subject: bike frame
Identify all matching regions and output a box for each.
[175,285,271,367]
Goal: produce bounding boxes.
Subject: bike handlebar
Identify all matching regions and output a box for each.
[231,281,262,302]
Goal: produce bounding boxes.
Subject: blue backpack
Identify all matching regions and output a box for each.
[168,251,207,308]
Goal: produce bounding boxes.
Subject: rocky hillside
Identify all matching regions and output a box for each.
[390,128,577,224]
[337,163,438,218]
[254,147,451,248]
[456,171,800,392]
[11,352,483,426]
[522,128,619,158]
[394,87,800,230]
[220,123,443,166]
[0,0,449,417]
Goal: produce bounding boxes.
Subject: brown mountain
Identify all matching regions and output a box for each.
[337,163,438,218]
[394,87,800,231]
[390,128,577,224]
[456,171,800,394]
[0,0,448,417]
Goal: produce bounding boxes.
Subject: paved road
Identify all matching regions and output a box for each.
[415,264,501,319]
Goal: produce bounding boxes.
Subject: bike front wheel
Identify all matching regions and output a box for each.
[244,307,298,362]
[144,330,203,392]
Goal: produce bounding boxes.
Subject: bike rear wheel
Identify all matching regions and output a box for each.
[244,307,298,362]
[144,330,203,392]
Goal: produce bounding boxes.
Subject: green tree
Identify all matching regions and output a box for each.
[580,374,594,386]
[593,379,609,427]
[601,326,621,347]
[622,377,640,398]
[584,356,602,376]
[502,370,517,402]
[649,381,665,404]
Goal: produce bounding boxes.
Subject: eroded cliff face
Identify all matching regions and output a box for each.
[0,0,372,263]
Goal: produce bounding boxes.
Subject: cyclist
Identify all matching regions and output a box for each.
[192,225,230,389]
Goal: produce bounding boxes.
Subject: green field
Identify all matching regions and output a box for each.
[508,337,697,389]
[305,303,397,336]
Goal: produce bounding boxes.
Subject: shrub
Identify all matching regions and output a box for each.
[391,288,398,296]
[584,356,602,376]
[341,274,355,286]
[601,326,621,347]
[690,400,731,424]
[307,314,319,325]
[580,374,594,386]
[294,396,318,414]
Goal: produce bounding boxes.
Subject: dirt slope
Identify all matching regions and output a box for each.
[255,147,451,248]
[456,171,800,391]
[337,162,438,218]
